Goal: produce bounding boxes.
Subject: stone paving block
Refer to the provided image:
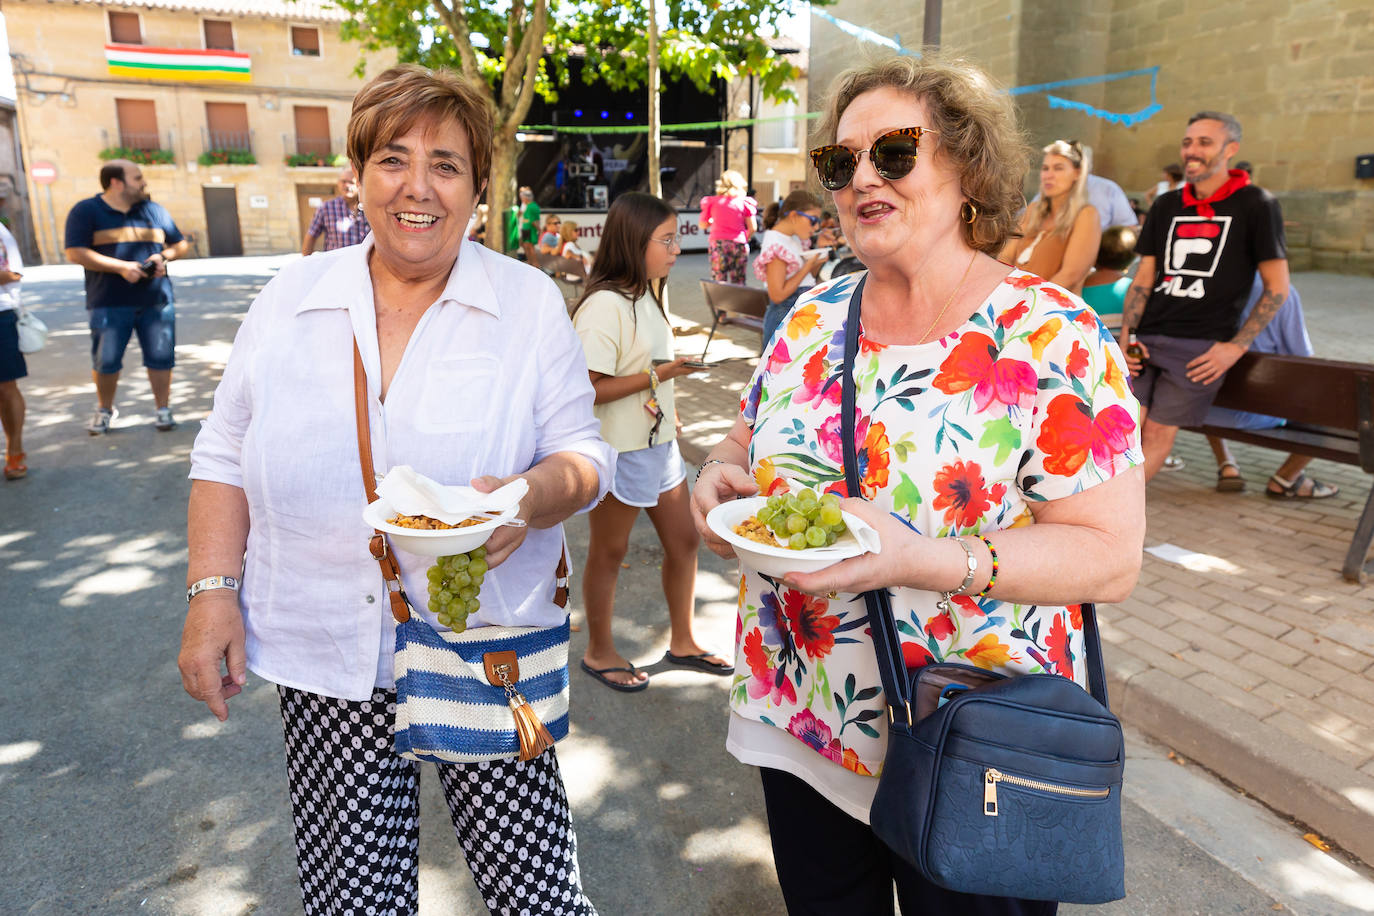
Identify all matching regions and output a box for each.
[1149,574,1223,609]
[1314,688,1374,744]
[1296,654,1355,686]
[1121,581,1169,609]
[1279,629,1372,673]
[1185,670,1279,720]
[1223,624,1309,666]
[1319,618,1374,656]
[1116,616,1190,655]
[1253,684,1374,760]
[1168,621,1246,660]
[1199,581,1275,613]
[1206,599,1291,638]
[1112,639,1199,679]
[1176,647,1266,691]
[1113,595,1180,630]
[1159,601,1233,634]
[1231,650,1325,699]
[1258,709,1370,769]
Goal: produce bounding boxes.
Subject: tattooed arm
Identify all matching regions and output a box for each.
[1118,255,1155,375]
[1229,259,1290,349]
[1184,258,1290,386]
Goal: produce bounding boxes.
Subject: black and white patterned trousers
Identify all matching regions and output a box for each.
[277,685,597,916]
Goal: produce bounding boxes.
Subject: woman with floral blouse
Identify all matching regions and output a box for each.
[690,53,1145,915]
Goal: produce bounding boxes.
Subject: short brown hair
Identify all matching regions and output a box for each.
[347,64,493,191]
[814,52,1030,255]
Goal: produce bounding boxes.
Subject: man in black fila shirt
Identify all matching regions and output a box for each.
[1118,111,1289,481]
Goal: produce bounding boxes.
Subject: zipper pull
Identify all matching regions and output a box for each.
[984,768,1000,816]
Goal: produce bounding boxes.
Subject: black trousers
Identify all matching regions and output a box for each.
[760,767,1058,916]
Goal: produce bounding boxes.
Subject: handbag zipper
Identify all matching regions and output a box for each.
[984,767,1110,816]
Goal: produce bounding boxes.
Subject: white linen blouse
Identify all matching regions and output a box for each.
[189,236,614,701]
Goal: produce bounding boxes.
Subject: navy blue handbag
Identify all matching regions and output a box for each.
[838,277,1126,904]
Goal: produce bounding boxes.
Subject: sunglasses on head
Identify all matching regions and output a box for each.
[809,126,937,191]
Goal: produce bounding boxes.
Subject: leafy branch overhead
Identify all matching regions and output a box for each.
[328,0,827,252]
[332,0,822,109]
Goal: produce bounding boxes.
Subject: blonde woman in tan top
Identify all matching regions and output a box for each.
[1001,139,1101,292]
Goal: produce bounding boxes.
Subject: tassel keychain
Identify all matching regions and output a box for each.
[493,662,555,761]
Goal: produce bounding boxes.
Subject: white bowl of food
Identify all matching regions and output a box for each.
[705,494,877,578]
[362,498,518,557]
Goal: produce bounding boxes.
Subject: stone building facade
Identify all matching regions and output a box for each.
[809,0,1374,274]
[7,0,395,263]
[720,44,811,212]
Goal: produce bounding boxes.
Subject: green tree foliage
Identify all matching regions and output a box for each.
[329,0,826,250]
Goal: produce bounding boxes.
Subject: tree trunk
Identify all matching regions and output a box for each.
[487,134,517,254]
[647,0,661,198]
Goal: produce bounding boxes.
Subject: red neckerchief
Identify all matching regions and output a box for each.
[1181,169,1251,219]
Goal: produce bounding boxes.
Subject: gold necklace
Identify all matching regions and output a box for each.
[917,250,979,344]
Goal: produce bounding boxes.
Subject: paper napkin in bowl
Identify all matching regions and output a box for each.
[375,465,528,526]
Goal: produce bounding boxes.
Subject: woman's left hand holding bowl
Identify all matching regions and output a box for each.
[782,496,935,598]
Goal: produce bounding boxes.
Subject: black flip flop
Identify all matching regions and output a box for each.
[579,659,650,692]
[664,651,734,675]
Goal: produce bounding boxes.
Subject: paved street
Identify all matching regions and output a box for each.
[2,252,1373,915]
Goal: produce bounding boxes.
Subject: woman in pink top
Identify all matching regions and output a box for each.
[699,169,758,285]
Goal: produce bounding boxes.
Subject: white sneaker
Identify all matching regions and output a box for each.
[87,406,117,435]
[155,406,176,431]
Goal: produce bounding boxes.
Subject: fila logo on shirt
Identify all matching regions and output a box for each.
[1158,215,1234,299]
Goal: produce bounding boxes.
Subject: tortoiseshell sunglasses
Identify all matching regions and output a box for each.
[809,126,937,191]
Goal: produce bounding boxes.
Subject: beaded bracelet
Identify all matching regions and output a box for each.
[696,458,729,482]
[973,534,999,597]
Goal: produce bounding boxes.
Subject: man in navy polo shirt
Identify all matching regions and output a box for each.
[64,159,189,434]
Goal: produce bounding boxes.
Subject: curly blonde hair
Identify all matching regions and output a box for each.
[814,52,1030,255]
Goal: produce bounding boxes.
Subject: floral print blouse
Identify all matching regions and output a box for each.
[731,268,1142,779]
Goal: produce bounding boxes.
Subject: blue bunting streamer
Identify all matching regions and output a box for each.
[809,9,1162,126]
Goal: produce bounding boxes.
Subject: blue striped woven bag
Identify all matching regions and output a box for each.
[393,614,571,764]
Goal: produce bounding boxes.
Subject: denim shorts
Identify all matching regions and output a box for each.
[0,310,26,383]
[89,303,176,374]
[610,439,687,508]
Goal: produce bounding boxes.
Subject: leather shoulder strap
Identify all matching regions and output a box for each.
[354,341,412,623]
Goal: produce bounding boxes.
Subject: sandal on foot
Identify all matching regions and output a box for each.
[1216,461,1245,492]
[664,651,734,675]
[4,452,25,480]
[579,659,649,692]
[1266,472,1338,500]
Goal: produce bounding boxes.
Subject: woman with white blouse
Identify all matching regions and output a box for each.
[177,65,610,915]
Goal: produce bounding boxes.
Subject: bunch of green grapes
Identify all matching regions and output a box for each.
[425,545,488,632]
[755,487,847,550]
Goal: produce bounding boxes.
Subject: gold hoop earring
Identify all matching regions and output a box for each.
[960,201,978,224]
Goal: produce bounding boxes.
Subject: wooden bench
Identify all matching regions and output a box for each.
[1181,351,1374,582]
[700,279,768,360]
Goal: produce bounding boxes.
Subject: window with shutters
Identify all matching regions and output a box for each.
[108,11,142,44]
[293,106,331,157]
[290,26,321,57]
[116,99,159,150]
[203,19,235,51]
[206,102,251,151]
